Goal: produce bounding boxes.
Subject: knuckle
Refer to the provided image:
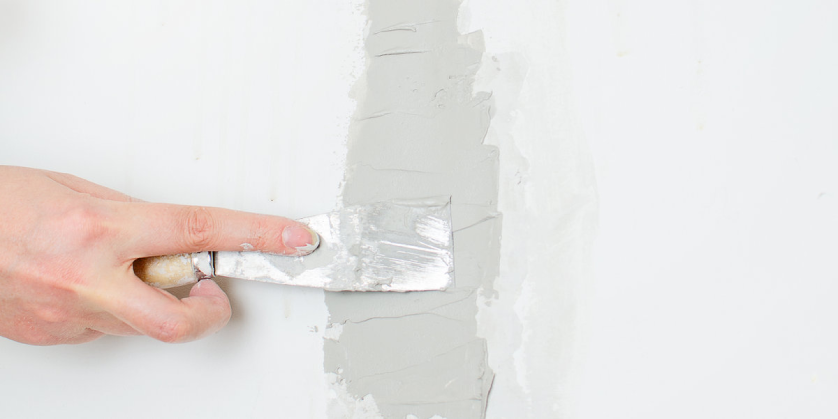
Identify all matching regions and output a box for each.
[34,306,69,324]
[153,316,192,343]
[247,218,277,251]
[60,201,112,246]
[39,264,88,291]
[182,207,218,250]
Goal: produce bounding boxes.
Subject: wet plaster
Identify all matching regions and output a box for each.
[324,1,499,418]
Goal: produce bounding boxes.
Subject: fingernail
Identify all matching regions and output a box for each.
[282,224,320,255]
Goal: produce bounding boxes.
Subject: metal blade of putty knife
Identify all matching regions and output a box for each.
[134,197,454,292]
[215,198,453,291]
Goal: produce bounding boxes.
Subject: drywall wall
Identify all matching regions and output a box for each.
[320,1,599,418]
[463,1,598,417]
[5,1,834,419]
[4,1,590,418]
[0,1,587,417]
[0,1,364,417]
[566,2,838,418]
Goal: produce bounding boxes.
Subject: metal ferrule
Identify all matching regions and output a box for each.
[191,251,215,280]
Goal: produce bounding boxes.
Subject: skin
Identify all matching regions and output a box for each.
[0,165,319,345]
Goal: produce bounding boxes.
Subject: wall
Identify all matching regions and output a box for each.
[2,1,837,419]
[567,2,838,418]
[0,1,363,418]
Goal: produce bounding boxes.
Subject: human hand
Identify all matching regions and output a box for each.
[0,165,319,345]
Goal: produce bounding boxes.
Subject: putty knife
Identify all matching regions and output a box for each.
[134,198,454,292]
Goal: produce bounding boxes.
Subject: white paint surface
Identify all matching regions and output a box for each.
[565,1,838,418]
[1,1,837,418]
[468,0,838,418]
[464,1,597,417]
[0,1,363,418]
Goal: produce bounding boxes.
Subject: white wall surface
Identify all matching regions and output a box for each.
[1,1,836,418]
[565,1,838,418]
[0,1,363,418]
[465,0,838,417]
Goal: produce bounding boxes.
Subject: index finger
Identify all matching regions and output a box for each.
[114,202,320,259]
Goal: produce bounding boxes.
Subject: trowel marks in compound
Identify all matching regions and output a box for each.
[324,1,499,418]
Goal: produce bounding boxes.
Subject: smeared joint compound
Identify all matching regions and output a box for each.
[240,243,254,251]
[324,0,498,417]
[326,373,384,419]
[324,323,344,341]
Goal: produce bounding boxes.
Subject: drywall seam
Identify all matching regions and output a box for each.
[324,0,498,418]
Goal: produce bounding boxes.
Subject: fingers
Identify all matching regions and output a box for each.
[116,202,320,258]
[87,315,143,336]
[25,329,105,346]
[103,279,231,343]
[43,170,140,203]
[65,329,106,345]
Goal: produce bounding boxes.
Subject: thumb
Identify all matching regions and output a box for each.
[102,277,231,343]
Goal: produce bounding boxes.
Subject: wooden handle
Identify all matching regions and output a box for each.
[134,254,200,289]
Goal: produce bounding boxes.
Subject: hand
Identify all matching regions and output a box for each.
[0,166,319,345]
